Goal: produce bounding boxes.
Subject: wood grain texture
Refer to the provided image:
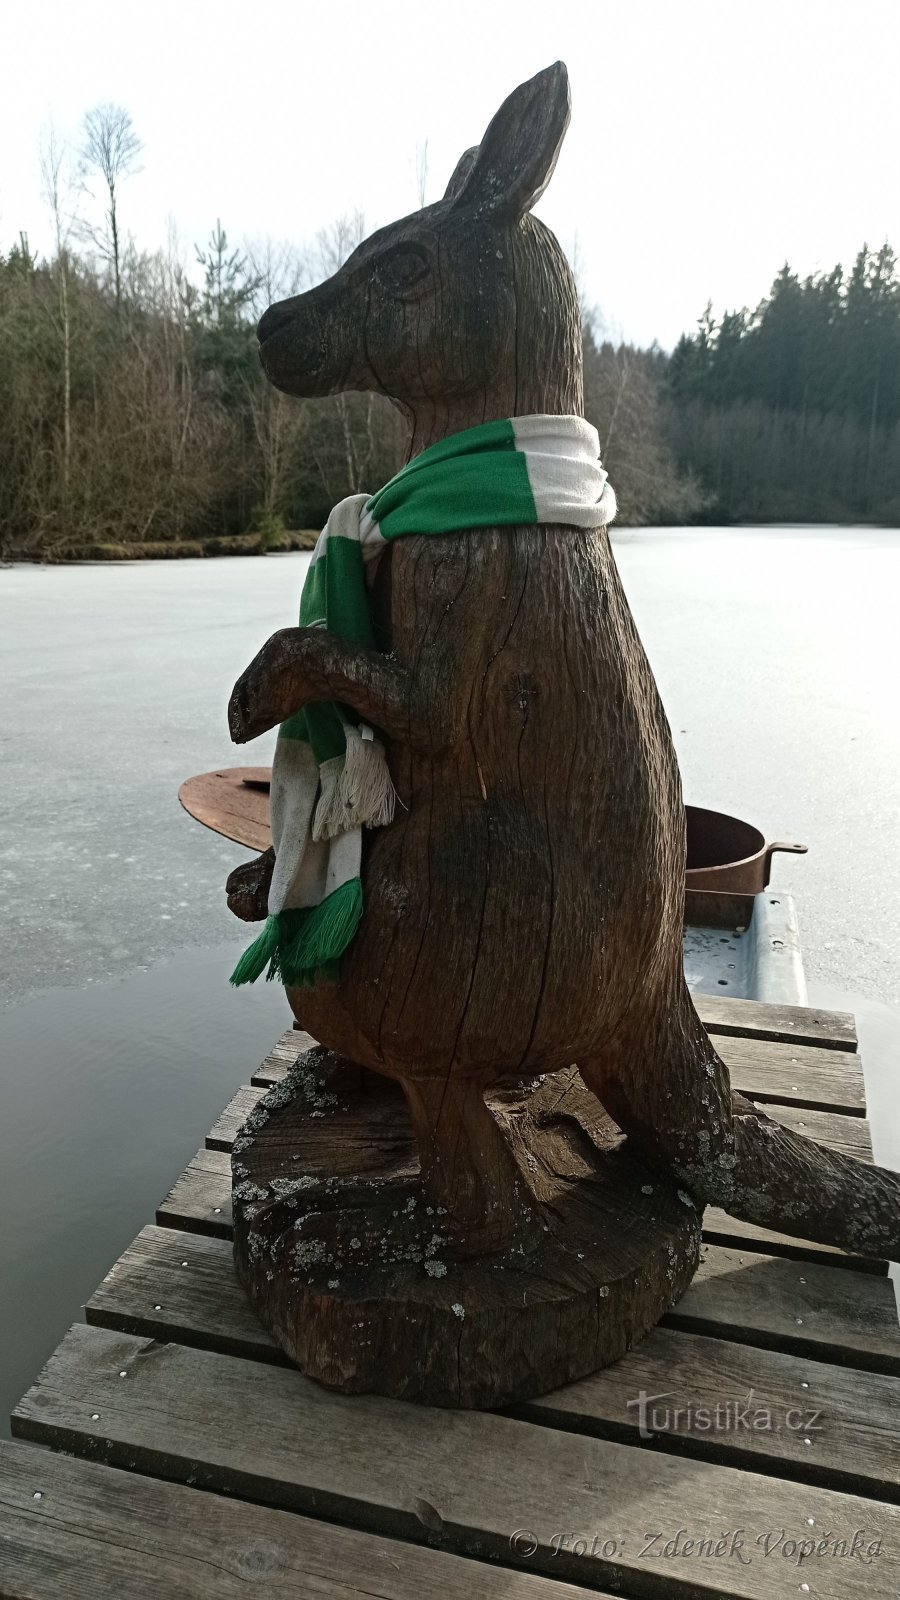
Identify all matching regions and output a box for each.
[217,1071,873,1163]
[206,1087,262,1152]
[520,1323,900,1501]
[249,1027,868,1114]
[700,1208,886,1274]
[731,1094,899,1262]
[668,1244,900,1374]
[0,1440,595,1600]
[231,1057,700,1405]
[13,1324,899,1600]
[155,1147,232,1237]
[84,1225,900,1498]
[160,1141,887,1275]
[178,768,272,853]
[86,1224,900,1380]
[761,1104,872,1162]
[713,1035,865,1114]
[222,1084,874,1164]
[87,1225,287,1365]
[258,1025,874,1269]
[695,994,857,1050]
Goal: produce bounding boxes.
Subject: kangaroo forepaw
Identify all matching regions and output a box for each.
[226,848,275,922]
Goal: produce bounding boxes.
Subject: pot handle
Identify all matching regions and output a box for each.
[763,841,808,887]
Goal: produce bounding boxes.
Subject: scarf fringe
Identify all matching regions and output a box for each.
[341,727,397,829]
[312,755,345,842]
[230,879,363,988]
[312,728,396,842]
[229,914,282,985]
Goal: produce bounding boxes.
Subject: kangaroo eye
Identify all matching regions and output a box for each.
[376,243,431,294]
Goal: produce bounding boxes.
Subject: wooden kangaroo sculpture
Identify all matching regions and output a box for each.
[227,63,900,1404]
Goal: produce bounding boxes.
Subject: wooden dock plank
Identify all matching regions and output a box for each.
[155,1147,231,1238]
[694,993,857,1050]
[249,1028,867,1114]
[713,1035,865,1114]
[700,1208,886,1273]
[86,1225,900,1393]
[519,1323,900,1501]
[763,1104,873,1162]
[12,1324,898,1600]
[668,1244,900,1373]
[0,1440,594,1600]
[84,1227,900,1499]
[87,1226,286,1365]
[206,1087,262,1152]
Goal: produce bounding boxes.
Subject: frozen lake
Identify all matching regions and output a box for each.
[2,526,899,1426]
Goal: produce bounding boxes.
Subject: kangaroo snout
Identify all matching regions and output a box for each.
[257,290,335,395]
[256,297,298,345]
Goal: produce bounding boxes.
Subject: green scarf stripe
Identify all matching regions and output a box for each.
[366,419,539,538]
[301,535,372,636]
[277,535,375,764]
[231,417,614,992]
[369,451,536,539]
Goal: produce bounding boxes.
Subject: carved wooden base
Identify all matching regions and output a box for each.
[232,1049,701,1408]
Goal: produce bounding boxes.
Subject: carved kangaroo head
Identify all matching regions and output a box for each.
[257,62,582,431]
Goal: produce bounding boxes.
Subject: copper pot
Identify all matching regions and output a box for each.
[685,805,807,894]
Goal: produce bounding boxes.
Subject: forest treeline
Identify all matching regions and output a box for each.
[1,105,898,559]
[669,245,900,524]
[0,224,699,559]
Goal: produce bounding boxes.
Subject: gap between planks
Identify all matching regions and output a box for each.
[84,1221,900,1502]
[7,1000,894,1600]
[11,1322,899,1600]
[94,1220,900,1377]
[694,993,857,1050]
[0,1438,606,1600]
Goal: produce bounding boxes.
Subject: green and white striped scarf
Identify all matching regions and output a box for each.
[231,414,616,988]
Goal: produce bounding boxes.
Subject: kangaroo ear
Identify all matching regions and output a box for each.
[448,61,571,220]
[442,146,479,203]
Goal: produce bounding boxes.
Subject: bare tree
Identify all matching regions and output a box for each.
[40,125,78,505]
[80,103,142,314]
[311,211,366,280]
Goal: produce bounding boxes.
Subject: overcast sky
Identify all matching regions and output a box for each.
[2,0,898,350]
